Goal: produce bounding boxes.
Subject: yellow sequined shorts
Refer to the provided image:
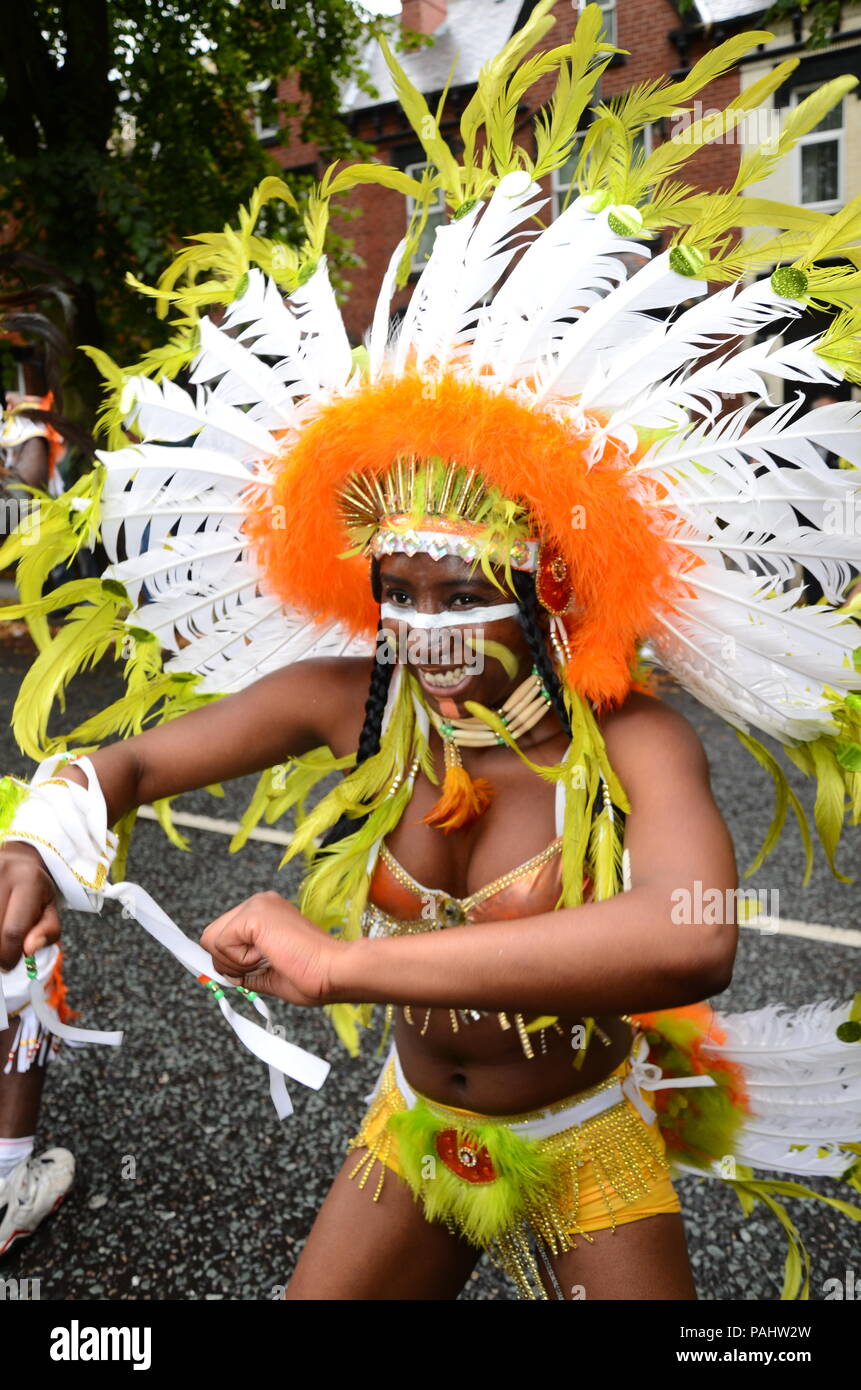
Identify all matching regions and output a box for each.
[346,1045,680,1297]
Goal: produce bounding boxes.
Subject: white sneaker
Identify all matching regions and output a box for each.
[0,1148,75,1256]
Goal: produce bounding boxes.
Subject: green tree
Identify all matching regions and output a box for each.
[676,0,843,48]
[0,1,395,413]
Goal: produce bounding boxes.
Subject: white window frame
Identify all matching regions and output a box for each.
[250,79,279,142]
[405,160,447,272]
[795,82,843,213]
[552,124,651,219]
[598,0,617,46]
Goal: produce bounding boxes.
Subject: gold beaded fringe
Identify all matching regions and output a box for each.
[345,1061,671,1300]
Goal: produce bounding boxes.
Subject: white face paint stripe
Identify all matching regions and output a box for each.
[379,602,520,629]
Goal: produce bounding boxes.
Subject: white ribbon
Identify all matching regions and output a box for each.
[0,757,331,1118]
[622,1032,717,1126]
[28,976,123,1049]
[106,879,330,1117]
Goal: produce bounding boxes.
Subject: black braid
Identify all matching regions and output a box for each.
[318,562,392,848]
[511,570,572,738]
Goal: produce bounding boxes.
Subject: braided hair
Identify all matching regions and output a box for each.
[319,561,393,847]
[510,569,572,738]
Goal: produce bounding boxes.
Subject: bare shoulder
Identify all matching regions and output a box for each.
[599,690,711,794]
[256,654,375,754]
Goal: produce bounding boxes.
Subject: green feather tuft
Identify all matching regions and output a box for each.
[387,1099,560,1248]
[0,777,30,836]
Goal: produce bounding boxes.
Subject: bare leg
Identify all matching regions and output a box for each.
[0,1024,45,1137]
[287,1148,482,1300]
[541,1212,697,1301]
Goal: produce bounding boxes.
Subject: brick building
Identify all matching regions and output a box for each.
[264,0,861,345]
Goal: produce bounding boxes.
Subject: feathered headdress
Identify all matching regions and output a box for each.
[2,0,861,890]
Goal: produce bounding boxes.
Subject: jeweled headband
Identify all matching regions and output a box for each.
[338,455,540,573]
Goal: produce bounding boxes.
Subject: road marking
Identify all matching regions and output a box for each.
[744,916,861,948]
[137,804,292,846]
[134,808,861,947]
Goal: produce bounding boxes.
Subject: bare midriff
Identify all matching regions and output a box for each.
[394,1008,634,1114]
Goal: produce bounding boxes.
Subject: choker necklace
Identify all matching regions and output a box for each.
[427,668,553,746]
[421,669,554,832]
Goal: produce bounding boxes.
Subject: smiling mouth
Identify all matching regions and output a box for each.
[418,664,474,690]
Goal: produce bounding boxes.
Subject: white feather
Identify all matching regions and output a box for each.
[285,256,354,394]
[665,513,857,604]
[96,445,260,572]
[471,198,651,384]
[190,316,300,428]
[533,248,706,400]
[368,237,406,380]
[394,171,545,376]
[647,571,858,741]
[581,276,800,412]
[104,533,253,618]
[124,376,277,462]
[164,600,373,694]
[636,397,861,489]
[708,999,857,1053]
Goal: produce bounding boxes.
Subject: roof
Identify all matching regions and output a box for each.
[341,0,527,111]
[694,0,766,22]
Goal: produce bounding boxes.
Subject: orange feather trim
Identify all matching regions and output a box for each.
[421,764,494,832]
[45,948,79,1024]
[632,1003,751,1113]
[242,371,686,709]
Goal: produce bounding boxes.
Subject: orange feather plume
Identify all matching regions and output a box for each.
[242,370,684,708]
[421,763,495,833]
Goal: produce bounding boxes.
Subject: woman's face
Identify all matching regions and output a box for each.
[377,551,534,711]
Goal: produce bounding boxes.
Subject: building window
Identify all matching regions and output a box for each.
[551,137,587,218]
[250,79,279,143]
[552,125,651,218]
[405,161,447,271]
[596,0,617,46]
[795,84,842,210]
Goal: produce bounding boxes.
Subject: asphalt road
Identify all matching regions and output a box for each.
[1,645,859,1302]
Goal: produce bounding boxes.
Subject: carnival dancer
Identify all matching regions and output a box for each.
[0,2,860,1298]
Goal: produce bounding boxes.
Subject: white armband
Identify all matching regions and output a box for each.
[1,753,117,913]
[0,751,330,1118]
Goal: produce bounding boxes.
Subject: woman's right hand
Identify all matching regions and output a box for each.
[0,843,61,969]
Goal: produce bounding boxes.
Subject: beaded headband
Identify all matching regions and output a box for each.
[338,457,540,573]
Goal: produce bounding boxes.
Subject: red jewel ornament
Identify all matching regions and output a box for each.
[435,1129,497,1183]
[535,544,573,617]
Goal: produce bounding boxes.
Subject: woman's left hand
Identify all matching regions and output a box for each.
[200,891,342,1006]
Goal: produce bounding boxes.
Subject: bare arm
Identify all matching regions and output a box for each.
[204,696,739,1016]
[334,697,738,1014]
[0,656,368,966]
[53,656,370,824]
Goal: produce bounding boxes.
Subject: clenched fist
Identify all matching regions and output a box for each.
[0,843,61,970]
[200,891,345,1006]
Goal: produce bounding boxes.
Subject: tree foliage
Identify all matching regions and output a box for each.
[0,1,394,409]
[676,0,843,48]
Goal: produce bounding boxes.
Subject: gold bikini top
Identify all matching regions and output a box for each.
[362,836,569,938]
[362,837,594,1059]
